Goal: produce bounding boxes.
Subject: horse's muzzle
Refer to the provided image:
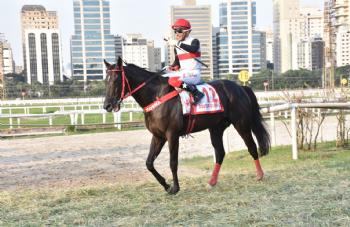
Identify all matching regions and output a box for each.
[104,102,120,112]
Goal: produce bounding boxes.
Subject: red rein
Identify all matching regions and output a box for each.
[108,67,146,100]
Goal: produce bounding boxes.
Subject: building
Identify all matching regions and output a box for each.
[297,41,312,70]
[259,26,274,64]
[15,66,23,74]
[334,0,349,31]
[336,25,350,67]
[260,31,267,70]
[218,0,260,78]
[2,43,14,74]
[300,6,324,42]
[169,0,213,79]
[153,47,162,71]
[311,36,324,70]
[70,0,115,81]
[273,0,302,74]
[164,29,172,67]
[25,29,63,84]
[115,35,122,60]
[21,5,59,80]
[212,26,220,79]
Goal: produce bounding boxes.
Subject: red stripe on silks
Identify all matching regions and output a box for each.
[143,90,180,113]
[255,159,264,180]
[208,163,221,186]
[178,52,201,61]
[169,77,182,88]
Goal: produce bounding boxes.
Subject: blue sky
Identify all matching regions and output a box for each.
[0,0,324,70]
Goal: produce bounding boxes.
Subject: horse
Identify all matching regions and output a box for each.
[103,57,270,195]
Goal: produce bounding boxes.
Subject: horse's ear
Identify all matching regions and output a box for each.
[103,59,110,68]
[117,57,123,68]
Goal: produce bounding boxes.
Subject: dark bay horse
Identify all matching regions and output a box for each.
[103,58,270,195]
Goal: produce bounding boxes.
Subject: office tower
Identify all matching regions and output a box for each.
[25,29,63,84]
[164,29,172,67]
[334,0,349,31]
[169,0,213,79]
[259,26,274,64]
[311,36,324,70]
[212,26,220,79]
[153,47,162,71]
[260,31,267,70]
[336,25,350,67]
[123,34,160,71]
[21,5,59,80]
[300,6,324,41]
[218,0,260,78]
[297,41,312,70]
[71,0,115,81]
[273,0,302,74]
[2,43,14,74]
[15,66,23,74]
[115,35,123,60]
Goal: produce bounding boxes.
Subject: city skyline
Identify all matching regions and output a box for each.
[1,0,323,70]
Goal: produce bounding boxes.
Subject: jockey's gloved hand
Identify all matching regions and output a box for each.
[167,40,178,46]
[162,66,171,72]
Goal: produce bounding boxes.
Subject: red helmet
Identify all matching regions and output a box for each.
[172,19,191,30]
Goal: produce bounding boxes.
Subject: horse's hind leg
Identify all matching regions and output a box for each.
[146,135,170,191]
[206,123,227,189]
[233,117,264,180]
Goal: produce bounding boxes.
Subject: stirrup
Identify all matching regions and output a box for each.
[191,92,204,104]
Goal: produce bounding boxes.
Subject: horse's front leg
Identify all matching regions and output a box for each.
[145,135,170,191]
[167,132,180,195]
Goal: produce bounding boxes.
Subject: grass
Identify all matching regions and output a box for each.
[0,141,349,226]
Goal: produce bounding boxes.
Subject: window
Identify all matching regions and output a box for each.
[85,41,102,45]
[83,7,100,11]
[105,52,115,56]
[49,13,56,16]
[28,33,37,83]
[85,25,101,29]
[83,1,100,6]
[74,7,80,12]
[103,13,110,17]
[74,13,81,18]
[87,70,103,74]
[84,13,100,17]
[73,47,83,51]
[86,52,103,57]
[85,46,102,51]
[84,19,100,23]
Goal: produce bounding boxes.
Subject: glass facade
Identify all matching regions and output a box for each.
[40,33,49,83]
[218,0,261,77]
[28,33,37,83]
[71,0,115,81]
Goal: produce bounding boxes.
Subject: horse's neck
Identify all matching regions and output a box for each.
[125,69,161,108]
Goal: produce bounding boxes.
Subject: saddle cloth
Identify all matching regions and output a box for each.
[178,84,224,115]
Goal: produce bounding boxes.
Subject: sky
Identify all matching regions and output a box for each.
[0,0,324,70]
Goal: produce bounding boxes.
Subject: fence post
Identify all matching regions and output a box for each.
[285,110,288,118]
[318,108,323,142]
[17,118,21,128]
[103,113,106,123]
[130,112,133,121]
[118,112,121,130]
[70,114,74,125]
[113,112,118,127]
[49,116,53,126]
[81,113,85,125]
[291,107,298,160]
[270,112,276,146]
[9,118,13,129]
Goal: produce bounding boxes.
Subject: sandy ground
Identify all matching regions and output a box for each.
[0,116,342,191]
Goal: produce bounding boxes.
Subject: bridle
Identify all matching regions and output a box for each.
[108,66,165,105]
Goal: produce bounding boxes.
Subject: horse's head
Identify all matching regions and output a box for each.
[103,57,124,112]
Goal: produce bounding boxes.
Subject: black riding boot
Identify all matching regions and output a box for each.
[180,82,205,104]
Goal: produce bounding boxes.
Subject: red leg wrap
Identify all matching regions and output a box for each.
[208,163,221,186]
[254,159,264,180]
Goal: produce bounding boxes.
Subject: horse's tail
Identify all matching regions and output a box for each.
[241,86,270,157]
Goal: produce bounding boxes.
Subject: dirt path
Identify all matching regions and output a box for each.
[0,116,340,191]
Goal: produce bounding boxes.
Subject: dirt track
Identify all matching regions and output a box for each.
[0,116,341,191]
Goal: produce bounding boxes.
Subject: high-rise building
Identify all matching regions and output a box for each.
[153,47,162,71]
[311,36,324,70]
[169,0,213,79]
[212,26,220,79]
[15,66,23,74]
[164,29,172,67]
[71,0,115,81]
[114,35,122,60]
[273,0,302,74]
[334,0,349,31]
[300,6,324,42]
[20,5,59,80]
[297,41,312,70]
[218,0,260,78]
[2,43,14,74]
[260,31,267,70]
[336,25,350,67]
[25,29,63,84]
[259,26,274,64]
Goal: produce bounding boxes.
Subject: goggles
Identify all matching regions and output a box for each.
[173,28,189,34]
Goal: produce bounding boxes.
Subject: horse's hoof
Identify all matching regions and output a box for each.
[166,185,179,195]
[257,176,263,181]
[206,184,213,190]
[166,185,173,194]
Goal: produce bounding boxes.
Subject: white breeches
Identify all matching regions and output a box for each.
[162,69,201,85]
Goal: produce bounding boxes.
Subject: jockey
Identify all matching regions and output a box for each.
[163,19,205,104]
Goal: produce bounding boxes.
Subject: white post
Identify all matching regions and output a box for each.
[43,107,46,113]
[223,128,230,154]
[130,112,133,121]
[285,110,288,118]
[9,118,13,129]
[118,112,122,130]
[49,116,53,126]
[0,107,2,115]
[17,118,21,128]
[113,112,118,127]
[27,108,29,114]
[318,108,323,142]
[70,114,75,125]
[291,107,298,160]
[9,108,11,114]
[81,114,85,125]
[75,114,78,125]
[270,112,276,146]
[103,113,106,123]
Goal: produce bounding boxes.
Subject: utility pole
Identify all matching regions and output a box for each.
[0,33,7,100]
